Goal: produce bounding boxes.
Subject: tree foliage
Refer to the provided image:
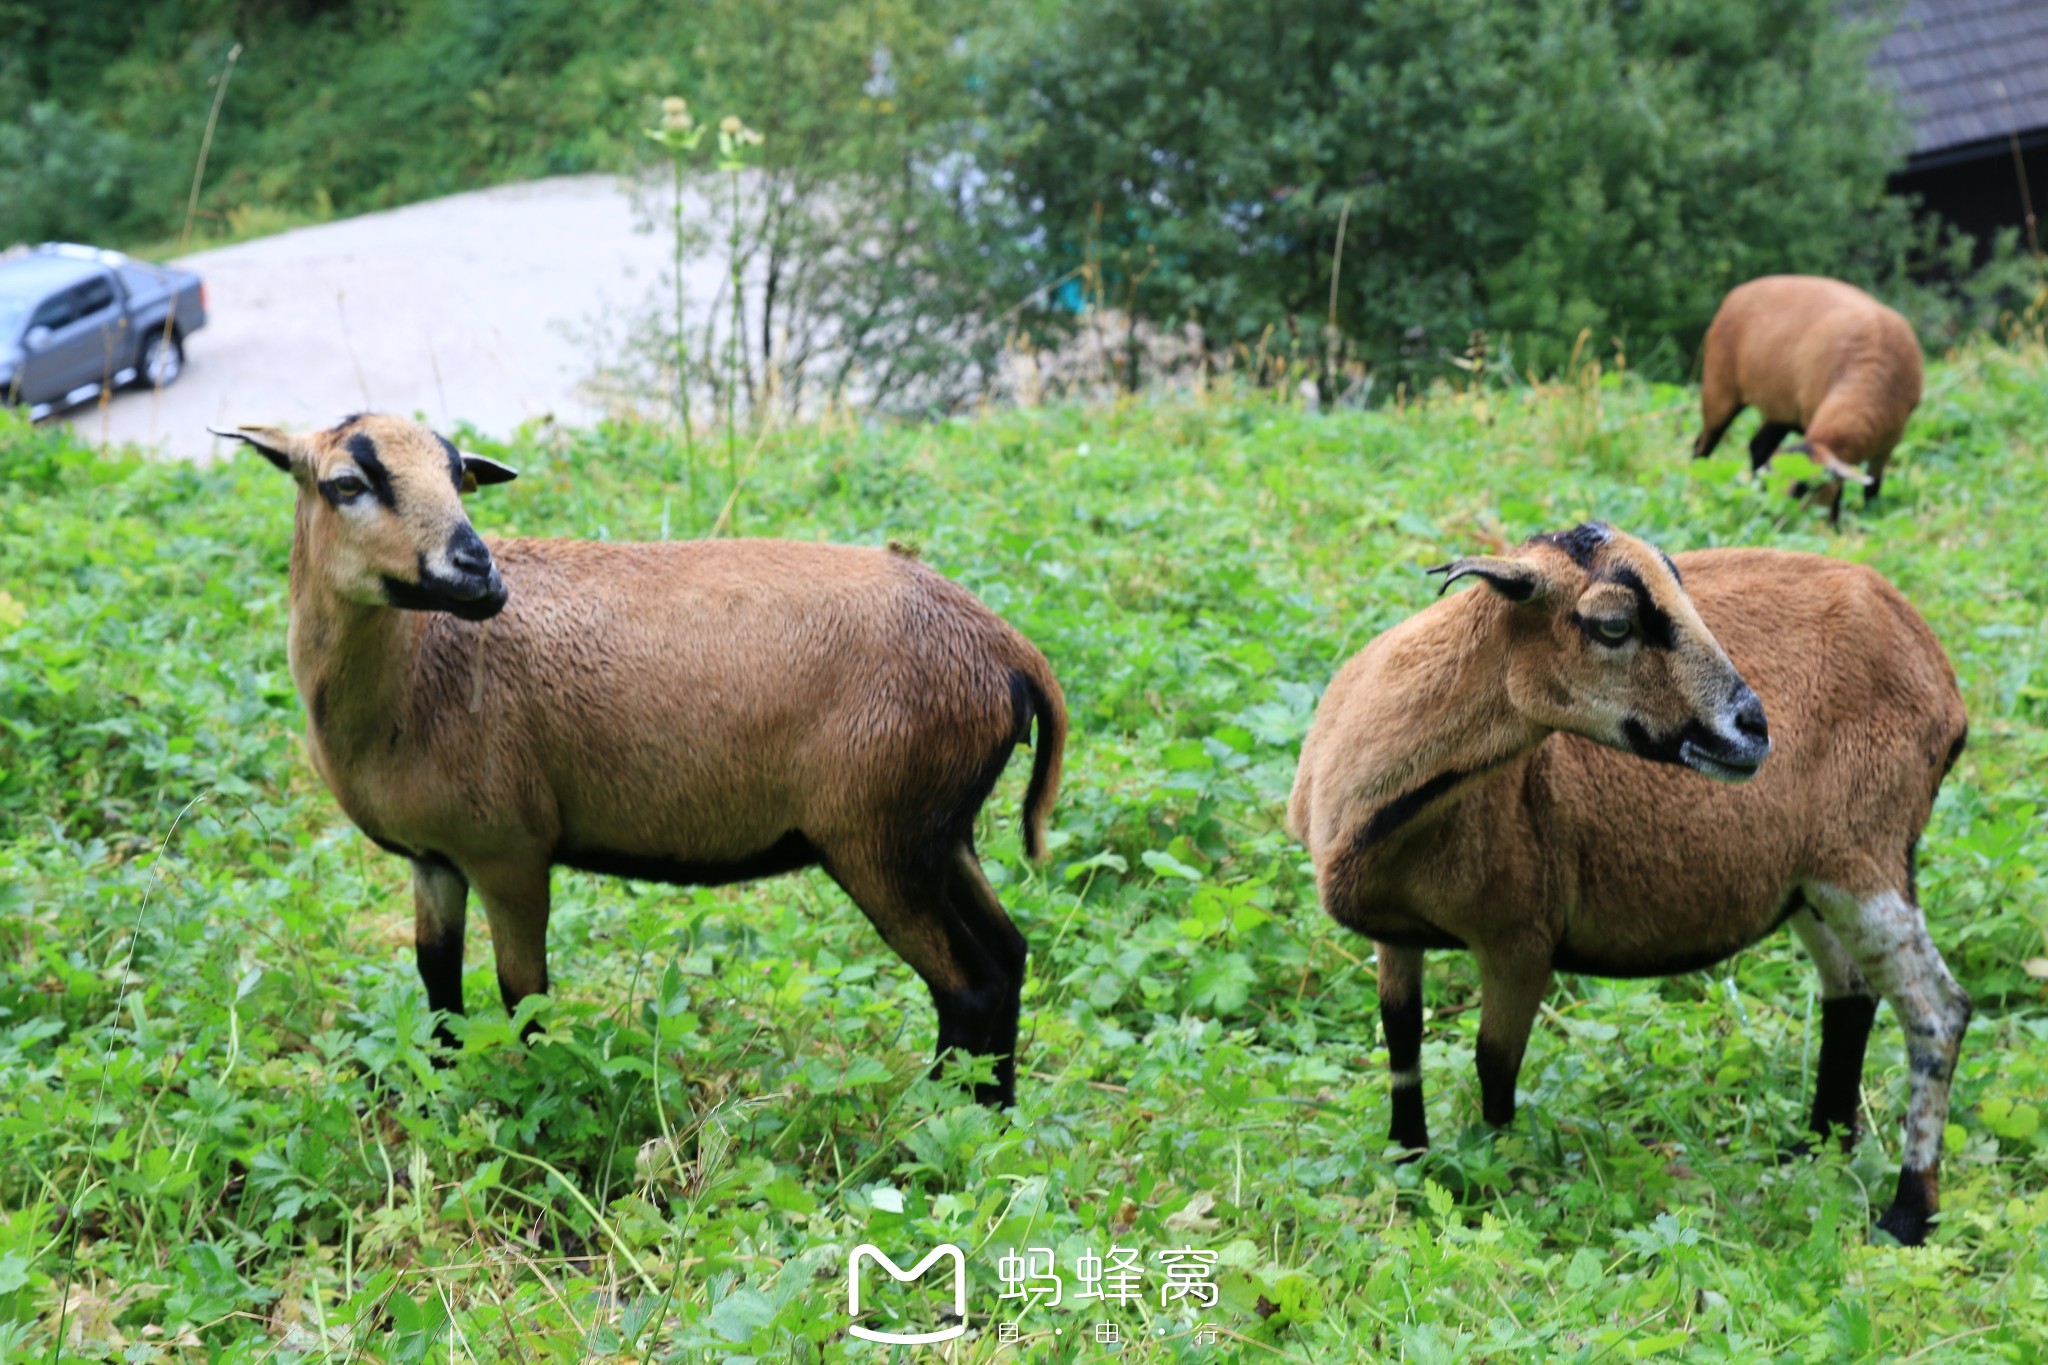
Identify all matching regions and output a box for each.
[618,0,1039,417]
[0,0,698,248]
[971,0,1919,387]
[3,0,2028,404]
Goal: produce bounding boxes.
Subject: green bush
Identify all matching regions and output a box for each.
[626,0,1036,418]
[0,0,700,249]
[969,0,1919,389]
[0,98,149,246]
[7,0,2034,405]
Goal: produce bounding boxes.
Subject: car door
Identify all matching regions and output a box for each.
[19,275,121,405]
[54,275,123,395]
[15,288,80,405]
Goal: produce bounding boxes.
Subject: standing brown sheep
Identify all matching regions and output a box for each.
[211,413,1066,1106]
[1289,523,1969,1245]
[1691,275,1924,525]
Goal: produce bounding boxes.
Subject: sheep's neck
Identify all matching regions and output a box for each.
[1348,593,1548,857]
[284,499,423,770]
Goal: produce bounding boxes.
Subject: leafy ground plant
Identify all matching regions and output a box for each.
[1,346,2045,1361]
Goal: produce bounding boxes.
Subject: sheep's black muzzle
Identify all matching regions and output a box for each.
[443,572,508,621]
[382,541,508,621]
[1623,682,1771,786]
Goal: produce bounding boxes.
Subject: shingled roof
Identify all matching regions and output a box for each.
[1875,0,2048,167]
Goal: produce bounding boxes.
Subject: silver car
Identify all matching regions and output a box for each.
[0,243,208,419]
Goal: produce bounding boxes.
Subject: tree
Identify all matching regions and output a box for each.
[969,0,1913,392]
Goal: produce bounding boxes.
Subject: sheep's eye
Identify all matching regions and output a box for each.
[332,475,368,499]
[1592,617,1633,646]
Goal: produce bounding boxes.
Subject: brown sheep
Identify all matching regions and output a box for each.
[1289,523,1969,1245]
[210,413,1066,1105]
[1691,275,1924,525]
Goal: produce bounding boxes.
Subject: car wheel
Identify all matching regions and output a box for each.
[139,329,184,388]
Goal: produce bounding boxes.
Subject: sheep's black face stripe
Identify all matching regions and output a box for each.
[1603,566,1675,650]
[438,434,463,490]
[344,432,397,509]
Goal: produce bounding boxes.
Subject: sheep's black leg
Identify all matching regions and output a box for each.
[1813,996,1880,1140]
[1474,950,1551,1129]
[1864,469,1886,507]
[829,840,1024,1106]
[1377,944,1429,1153]
[1692,397,1743,461]
[1791,907,1878,1149]
[1748,421,1793,475]
[937,844,1029,1104]
[1787,473,1847,526]
[1692,417,1734,461]
[468,859,553,1042]
[412,854,469,1055]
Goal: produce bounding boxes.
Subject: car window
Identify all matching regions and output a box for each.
[0,297,29,341]
[117,264,164,299]
[29,292,76,331]
[72,277,116,318]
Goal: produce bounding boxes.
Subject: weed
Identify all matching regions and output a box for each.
[0,348,2045,1359]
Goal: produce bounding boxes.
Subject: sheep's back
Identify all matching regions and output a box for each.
[441,538,1036,859]
[1713,276,1919,430]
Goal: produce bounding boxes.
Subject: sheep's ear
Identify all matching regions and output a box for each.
[207,423,300,472]
[1428,555,1540,602]
[459,453,519,494]
[1785,440,1874,487]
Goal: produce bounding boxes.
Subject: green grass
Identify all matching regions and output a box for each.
[1,348,2045,1362]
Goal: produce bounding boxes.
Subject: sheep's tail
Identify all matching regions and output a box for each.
[1016,655,1067,864]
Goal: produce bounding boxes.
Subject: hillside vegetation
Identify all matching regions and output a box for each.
[1,353,2045,1359]
[2,0,697,250]
[7,0,2030,407]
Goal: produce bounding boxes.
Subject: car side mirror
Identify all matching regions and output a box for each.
[23,326,53,352]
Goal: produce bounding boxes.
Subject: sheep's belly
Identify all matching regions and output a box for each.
[1552,887,1804,979]
[554,830,822,889]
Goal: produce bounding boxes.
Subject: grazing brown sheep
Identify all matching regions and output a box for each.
[1289,523,1969,1245]
[1692,275,1924,525]
[211,413,1065,1105]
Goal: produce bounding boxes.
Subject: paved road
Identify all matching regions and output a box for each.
[61,175,728,458]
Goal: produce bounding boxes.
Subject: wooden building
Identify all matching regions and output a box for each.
[1875,0,2048,253]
